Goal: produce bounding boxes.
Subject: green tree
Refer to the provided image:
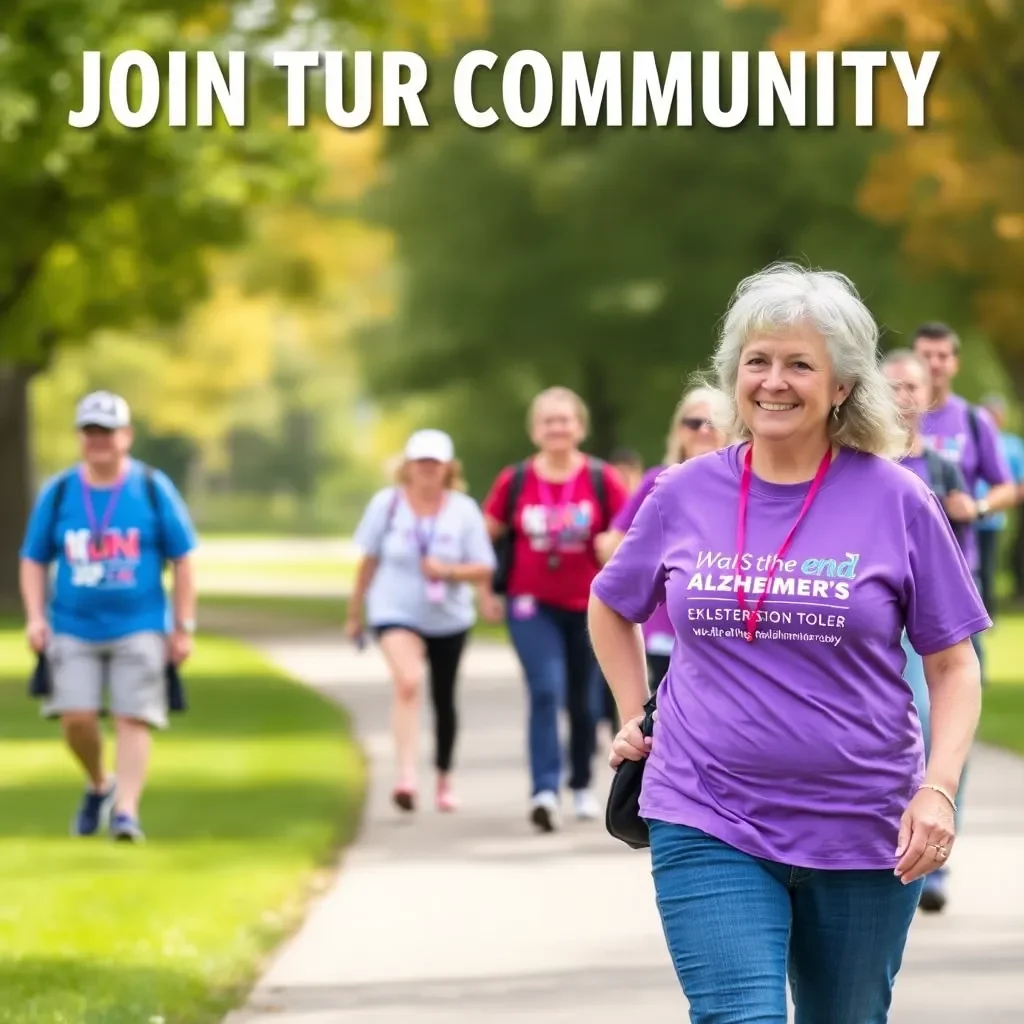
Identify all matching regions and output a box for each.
[355,0,964,493]
[0,0,484,606]
[737,0,1024,390]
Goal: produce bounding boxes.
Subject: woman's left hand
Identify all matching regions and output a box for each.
[894,786,956,884]
[421,557,450,581]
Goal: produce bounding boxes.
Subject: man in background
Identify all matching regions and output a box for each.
[19,391,198,842]
[911,323,1017,914]
[974,394,1024,616]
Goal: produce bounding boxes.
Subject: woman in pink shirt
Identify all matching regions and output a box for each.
[483,387,628,832]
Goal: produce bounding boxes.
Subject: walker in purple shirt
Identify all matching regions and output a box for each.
[611,465,673,655]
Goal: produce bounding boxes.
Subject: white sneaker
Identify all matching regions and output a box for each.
[572,789,600,821]
[530,790,560,833]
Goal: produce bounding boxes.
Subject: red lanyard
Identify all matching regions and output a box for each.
[536,464,581,552]
[736,444,832,643]
[79,466,127,549]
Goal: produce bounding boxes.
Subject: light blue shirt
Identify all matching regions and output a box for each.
[976,432,1024,531]
[354,487,496,636]
[21,460,197,642]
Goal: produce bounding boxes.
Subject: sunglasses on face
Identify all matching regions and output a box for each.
[680,417,712,431]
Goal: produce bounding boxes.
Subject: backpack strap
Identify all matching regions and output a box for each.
[371,487,401,557]
[502,461,528,531]
[139,464,167,563]
[966,404,981,454]
[922,448,949,496]
[46,470,72,548]
[586,456,609,524]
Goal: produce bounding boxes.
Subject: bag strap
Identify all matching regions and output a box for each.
[586,456,609,522]
[967,404,981,454]
[922,448,948,494]
[372,487,401,557]
[502,461,528,532]
[140,464,167,563]
[46,471,72,545]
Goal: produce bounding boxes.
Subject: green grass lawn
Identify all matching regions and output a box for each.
[0,628,366,1024]
[200,594,1024,754]
[976,611,1024,755]
[198,592,511,644]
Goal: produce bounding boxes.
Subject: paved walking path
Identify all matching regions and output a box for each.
[225,638,1024,1023]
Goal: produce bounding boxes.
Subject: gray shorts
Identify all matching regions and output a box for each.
[44,631,169,729]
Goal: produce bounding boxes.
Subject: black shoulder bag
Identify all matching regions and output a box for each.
[605,689,658,849]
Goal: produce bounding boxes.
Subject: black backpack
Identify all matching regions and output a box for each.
[491,456,609,595]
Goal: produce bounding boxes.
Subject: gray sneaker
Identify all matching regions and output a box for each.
[110,811,145,843]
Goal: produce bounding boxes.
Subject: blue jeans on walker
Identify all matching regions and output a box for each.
[648,820,923,1024]
[506,600,600,795]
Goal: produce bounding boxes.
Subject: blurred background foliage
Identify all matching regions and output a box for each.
[1,0,1022,604]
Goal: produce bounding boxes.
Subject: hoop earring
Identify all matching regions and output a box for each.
[831,404,841,420]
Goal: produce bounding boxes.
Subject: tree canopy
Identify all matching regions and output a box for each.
[354,0,967,490]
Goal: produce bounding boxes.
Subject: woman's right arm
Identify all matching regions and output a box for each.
[345,555,379,637]
[589,482,667,744]
[346,490,393,636]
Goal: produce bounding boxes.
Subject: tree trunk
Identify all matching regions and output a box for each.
[0,364,34,615]
[580,358,619,459]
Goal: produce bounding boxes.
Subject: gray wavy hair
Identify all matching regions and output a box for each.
[705,262,907,458]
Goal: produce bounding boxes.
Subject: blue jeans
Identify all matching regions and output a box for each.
[506,601,600,795]
[649,820,924,1023]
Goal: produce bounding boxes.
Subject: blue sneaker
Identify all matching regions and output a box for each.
[71,780,116,837]
[110,811,145,843]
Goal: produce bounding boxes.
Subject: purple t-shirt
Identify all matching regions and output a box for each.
[612,465,673,653]
[591,443,990,871]
[919,394,1011,570]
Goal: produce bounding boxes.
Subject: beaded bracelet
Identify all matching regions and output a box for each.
[918,783,958,814]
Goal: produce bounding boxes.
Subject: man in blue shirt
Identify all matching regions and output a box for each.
[975,394,1024,616]
[19,391,198,842]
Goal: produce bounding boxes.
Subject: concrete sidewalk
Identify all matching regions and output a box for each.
[225,638,1024,1023]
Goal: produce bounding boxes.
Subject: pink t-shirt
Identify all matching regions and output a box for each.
[484,458,627,612]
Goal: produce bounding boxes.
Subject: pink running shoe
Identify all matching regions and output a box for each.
[436,778,458,813]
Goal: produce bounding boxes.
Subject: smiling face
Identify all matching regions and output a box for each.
[529,394,585,454]
[78,425,132,473]
[883,357,930,433]
[736,324,847,447]
[405,458,448,490]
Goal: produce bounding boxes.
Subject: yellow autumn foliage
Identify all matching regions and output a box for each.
[735,0,1024,367]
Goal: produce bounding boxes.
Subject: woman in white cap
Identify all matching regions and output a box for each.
[347,429,497,813]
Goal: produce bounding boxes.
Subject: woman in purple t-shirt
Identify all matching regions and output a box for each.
[595,386,729,691]
[590,263,988,1022]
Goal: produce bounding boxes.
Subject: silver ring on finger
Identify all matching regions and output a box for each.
[928,843,948,859]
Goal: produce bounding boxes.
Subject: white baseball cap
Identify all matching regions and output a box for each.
[404,429,454,463]
[75,391,131,430]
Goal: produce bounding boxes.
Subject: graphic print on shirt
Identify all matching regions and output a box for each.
[64,528,142,589]
[685,548,857,647]
[920,430,966,465]
[520,500,594,553]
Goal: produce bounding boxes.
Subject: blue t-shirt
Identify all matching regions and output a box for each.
[976,432,1024,532]
[20,460,198,642]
